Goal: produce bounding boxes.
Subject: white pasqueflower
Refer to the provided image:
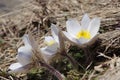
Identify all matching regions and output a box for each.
[9,35,33,73]
[63,14,100,46]
[40,24,59,62]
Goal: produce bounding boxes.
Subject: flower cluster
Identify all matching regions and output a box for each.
[9,14,100,80]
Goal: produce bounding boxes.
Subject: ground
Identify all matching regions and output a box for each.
[0,0,120,80]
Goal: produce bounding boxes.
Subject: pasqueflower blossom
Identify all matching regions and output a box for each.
[9,35,33,73]
[40,24,60,62]
[63,14,100,46]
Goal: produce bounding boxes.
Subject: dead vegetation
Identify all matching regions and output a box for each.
[0,0,120,80]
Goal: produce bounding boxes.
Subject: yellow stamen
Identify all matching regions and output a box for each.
[76,30,91,39]
[45,40,55,46]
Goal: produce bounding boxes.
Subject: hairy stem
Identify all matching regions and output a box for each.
[39,61,65,80]
[61,51,85,70]
[82,47,95,67]
[58,31,84,70]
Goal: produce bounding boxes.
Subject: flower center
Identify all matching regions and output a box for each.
[76,30,91,39]
[45,40,55,46]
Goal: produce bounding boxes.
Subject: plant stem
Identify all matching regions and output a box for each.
[82,46,95,67]
[62,52,85,70]
[39,61,65,80]
[58,31,84,70]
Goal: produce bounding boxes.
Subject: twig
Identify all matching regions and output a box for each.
[86,62,93,70]
[0,76,9,80]
[88,70,95,80]
[98,52,112,60]
[9,76,14,80]
[80,71,88,80]
[103,36,120,54]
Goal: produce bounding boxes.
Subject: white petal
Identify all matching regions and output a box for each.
[40,47,57,62]
[81,14,90,29]
[45,43,58,53]
[9,63,22,70]
[9,63,25,73]
[78,38,90,44]
[66,19,81,36]
[51,24,59,43]
[88,18,100,38]
[8,63,32,73]
[41,47,56,56]
[17,46,32,65]
[45,36,54,43]
[63,31,81,45]
[86,34,98,46]
[22,34,31,46]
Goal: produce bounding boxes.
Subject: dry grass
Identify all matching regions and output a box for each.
[0,0,120,80]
